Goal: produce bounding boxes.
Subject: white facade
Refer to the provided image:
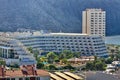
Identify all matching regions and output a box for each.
[0,36,36,65]
[82,9,106,37]
[0,31,108,64]
[16,32,108,57]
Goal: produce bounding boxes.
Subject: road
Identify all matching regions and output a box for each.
[86,71,120,80]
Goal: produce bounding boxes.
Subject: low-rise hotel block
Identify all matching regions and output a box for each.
[0,31,108,65]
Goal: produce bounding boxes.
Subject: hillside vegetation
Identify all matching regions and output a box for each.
[0,0,119,36]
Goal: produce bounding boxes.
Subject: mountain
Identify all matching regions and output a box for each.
[0,0,120,36]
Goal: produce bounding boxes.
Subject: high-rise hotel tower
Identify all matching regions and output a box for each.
[82,9,106,37]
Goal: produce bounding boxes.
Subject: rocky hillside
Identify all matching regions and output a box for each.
[0,0,120,36]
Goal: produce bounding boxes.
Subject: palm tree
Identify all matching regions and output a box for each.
[61,50,73,59]
[59,53,66,59]
[40,56,47,62]
[33,49,39,60]
[111,49,115,55]
[47,52,57,63]
[27,47,33,53]
[73,52,81,58]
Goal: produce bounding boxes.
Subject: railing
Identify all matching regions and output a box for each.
[0,36,36,65]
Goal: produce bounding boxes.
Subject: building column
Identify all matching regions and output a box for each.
[4,49,7,58]
[7,49,8,58]
[3,49,5,58]
[15,78,19,80]
[2,48,3,57]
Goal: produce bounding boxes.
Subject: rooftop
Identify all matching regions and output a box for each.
[86,8,104,11]
[0,65,50,78]
[4,69,49,78]
[86,71,119,80]
[49,33,88,36]
[0,65,83,79]
[0,31,103,39]
[49,72,83,80]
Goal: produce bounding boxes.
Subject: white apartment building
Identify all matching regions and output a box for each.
[82,9,106,37]
[14,31,107,57]
[0,31,108,65]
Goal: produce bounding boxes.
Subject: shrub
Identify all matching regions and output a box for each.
[37,62,44,69]
[48,64,57,70]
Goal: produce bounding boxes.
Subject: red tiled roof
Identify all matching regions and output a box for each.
[37,70,50,76]
[5,70,24,77]
[0,65,49,78]
[0,69,49,78]
[21,65,37,76]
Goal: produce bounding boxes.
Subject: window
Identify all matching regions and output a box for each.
[91,20,94,22]
[36,77,40,80]
[65,37,68,39]
[79,40,81,42]
[74,37,76,39]
[83,37,85,39]
[6,78,10,80]
[91,25,94,27]
[74,40,77,42]
[91,15,94,17]
[11,78,15,80]
[0,78,6,80]
[19,78,23,80]
[25,77,29,80]
[99,20,101,22]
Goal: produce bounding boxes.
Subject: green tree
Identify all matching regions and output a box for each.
[61,58,68,64]
[115,53,120,60]
[94,56,97,61]
[48,64,57,70]
[86,62,94,70]
[63,64,75,70]
[110,54,115,60]
[95,61,106,70]
[111,49,115,55]
[28,48,40,61]
[59,53,66,59]
[47,52,57,63]
[61,50,74,59]
[73,52,81,58]
[54,57,59,63]
[40,56,47,62]
[37,62,44,69]
[33,49,39,60]
[86,58,106,71]
[0,59,5,65]
[105,58,113,64]
[27,47,33,53]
